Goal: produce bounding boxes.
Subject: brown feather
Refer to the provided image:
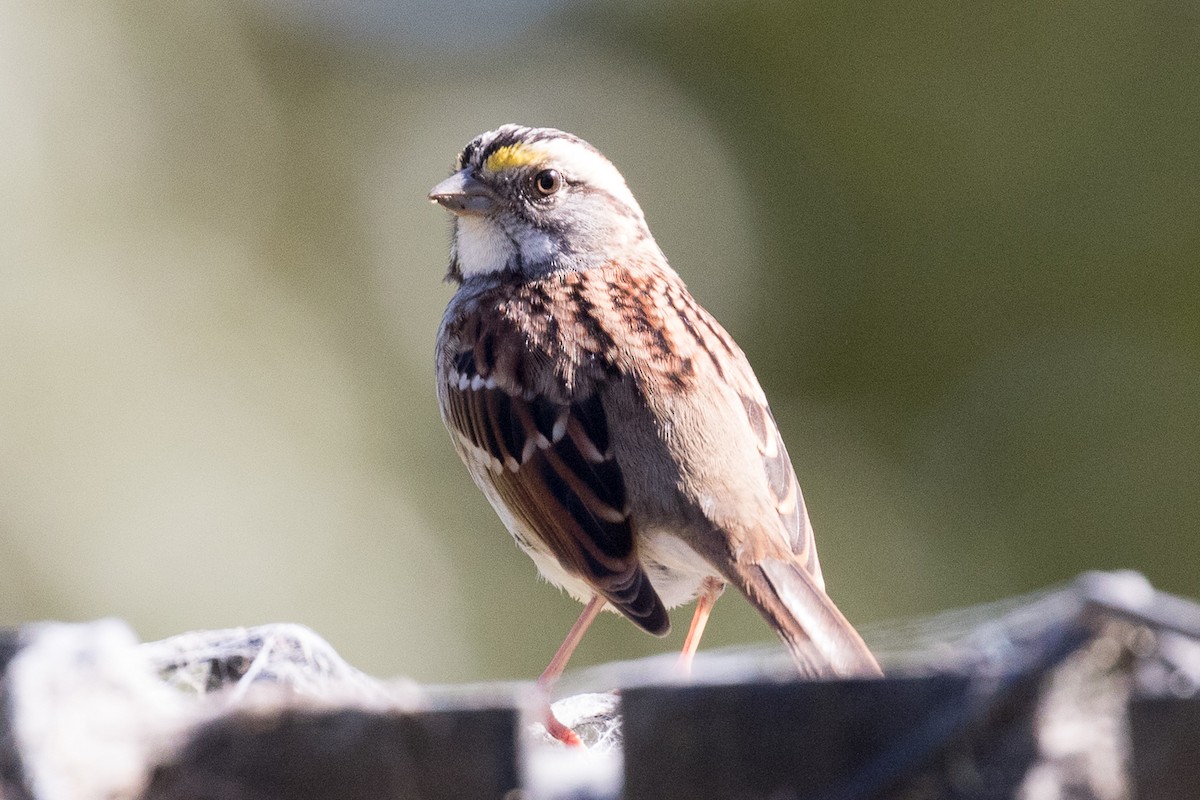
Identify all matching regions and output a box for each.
[439,298,669,636]
[728,552,882,678]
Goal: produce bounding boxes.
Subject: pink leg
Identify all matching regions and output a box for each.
[538,594,606,746]
[678,578,725,675]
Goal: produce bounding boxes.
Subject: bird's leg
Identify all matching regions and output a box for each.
[537,593,606,746]
[678,577,726,675]
[539,593,607,685]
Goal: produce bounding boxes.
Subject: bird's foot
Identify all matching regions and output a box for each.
[543,706,583,747]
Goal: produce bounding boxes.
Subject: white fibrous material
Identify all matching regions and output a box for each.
[8,620,194,800]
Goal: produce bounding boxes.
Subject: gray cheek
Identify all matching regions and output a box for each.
[515,228,558,264]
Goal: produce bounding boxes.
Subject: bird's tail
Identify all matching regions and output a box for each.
[730,555,882,678]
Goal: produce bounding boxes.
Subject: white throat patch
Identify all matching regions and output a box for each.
[454,216,515,277]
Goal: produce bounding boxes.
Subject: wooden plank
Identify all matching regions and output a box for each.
[142,706,520,800]
[1129,696,1200,800]
[621,676,1010,800]
[0,628,33,800]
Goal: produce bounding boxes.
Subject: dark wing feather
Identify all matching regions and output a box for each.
[443,341,669,636]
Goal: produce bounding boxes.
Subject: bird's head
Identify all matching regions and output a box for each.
[430,125,658,282]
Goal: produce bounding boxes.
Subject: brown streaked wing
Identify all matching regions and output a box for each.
[668,286,822,579]
[739,392,821,580]
[443,340,669,636]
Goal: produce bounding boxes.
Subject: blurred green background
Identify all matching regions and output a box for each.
[1,0,1197,682]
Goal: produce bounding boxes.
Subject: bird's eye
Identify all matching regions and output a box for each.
[533,169,562,197]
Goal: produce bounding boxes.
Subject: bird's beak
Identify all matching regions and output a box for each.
[429,171,498,216]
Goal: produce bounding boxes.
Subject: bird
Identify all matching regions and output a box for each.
[430,125,881,743]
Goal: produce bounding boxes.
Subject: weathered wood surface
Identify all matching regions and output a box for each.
[623,676,1000,800]
[0,571,1195,800]
[141,707,518,800]
[1128,696,1200,800]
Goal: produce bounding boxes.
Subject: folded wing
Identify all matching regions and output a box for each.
[442,333,669,636]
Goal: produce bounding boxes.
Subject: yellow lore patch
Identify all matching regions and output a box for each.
[484,144,543,173]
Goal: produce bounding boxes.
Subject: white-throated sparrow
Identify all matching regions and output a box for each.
[431,125,881,742]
